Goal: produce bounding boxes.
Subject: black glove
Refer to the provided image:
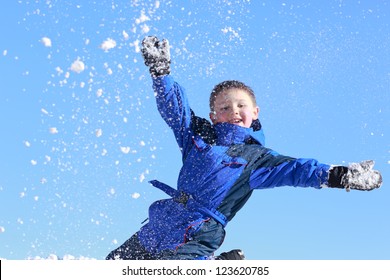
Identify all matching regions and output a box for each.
[141,36,171,77]
[328,160,382,191]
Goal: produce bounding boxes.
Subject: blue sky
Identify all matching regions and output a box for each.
[0,0,389,260]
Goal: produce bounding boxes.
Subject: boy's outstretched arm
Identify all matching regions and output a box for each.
[249,152,382,192]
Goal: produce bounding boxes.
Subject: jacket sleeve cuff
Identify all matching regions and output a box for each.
[152,75,175,94]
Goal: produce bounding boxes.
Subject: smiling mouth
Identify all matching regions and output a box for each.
[230,118,242,124]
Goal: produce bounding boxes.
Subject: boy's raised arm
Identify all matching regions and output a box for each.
[141,36,194,156]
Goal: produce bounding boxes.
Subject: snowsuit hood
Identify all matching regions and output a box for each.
[190,113,265,146]
[214,121,265,146]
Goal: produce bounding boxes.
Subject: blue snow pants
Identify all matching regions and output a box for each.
[106,218,225,260]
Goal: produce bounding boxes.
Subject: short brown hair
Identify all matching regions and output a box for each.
[209,80,257,112]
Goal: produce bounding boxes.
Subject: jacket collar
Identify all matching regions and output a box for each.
[214,120,265,146]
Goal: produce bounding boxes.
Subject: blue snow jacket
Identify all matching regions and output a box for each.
[108,75,331,260]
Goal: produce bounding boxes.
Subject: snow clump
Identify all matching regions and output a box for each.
[41,37,52,47]
[49,127,58,134]
[131,192,140,199]
[99,38,117,52]
[70,59,85,73]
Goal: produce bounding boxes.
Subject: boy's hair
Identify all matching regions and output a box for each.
[209,80,257,112]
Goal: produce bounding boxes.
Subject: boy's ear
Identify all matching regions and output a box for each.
[209,112,217,124]
[252,106,260,120]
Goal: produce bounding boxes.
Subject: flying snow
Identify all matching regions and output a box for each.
[120,146,131,154]
[26,254,95,260]
[41,37,52,47]
[95,129,103,138]
[130,39,141,53]
[108,188,115,196]
[135,10,150,24]
[141,24,150,34]
[131,192,141,199]
[122,30,129,40]
[5,0,272,261]
[70,59,85,73]
[221,26,241,41]
[99,38,117,52]
[41,108,49,115]
[96,88,103,97]
[49,127,58,134]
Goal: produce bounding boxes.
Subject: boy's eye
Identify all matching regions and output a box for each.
[220,106,229,111]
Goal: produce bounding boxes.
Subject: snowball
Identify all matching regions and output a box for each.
[135,11,150,24]
[0,226,5,233]
[139,173,145,182]
[131,39,141,53]
[139,169,150,182]
[24,141,31,147]
[70,59,85,73]
[41,37,52,47]
[95,129,103,137]
[141,24,150,34]
[96,88,103,97]
[122,30,129,40]
[120,146,131,154]
[131,192,141,199]
[49,127,58,134]
[55,66,63,75]
[100,38,117,52]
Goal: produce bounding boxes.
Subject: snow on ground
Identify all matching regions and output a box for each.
[1,254,96,260]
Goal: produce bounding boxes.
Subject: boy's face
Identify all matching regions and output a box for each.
[209,88,259,128]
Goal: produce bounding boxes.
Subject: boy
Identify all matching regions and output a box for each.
[106,36,382,260]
